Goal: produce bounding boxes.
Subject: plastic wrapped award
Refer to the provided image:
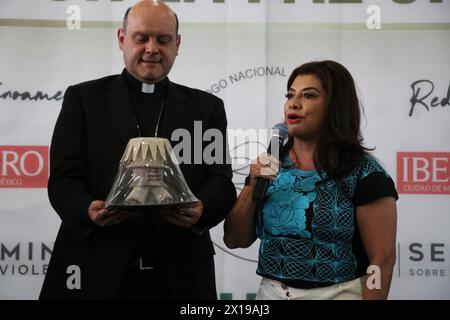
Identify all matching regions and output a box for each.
[105,137,199,209]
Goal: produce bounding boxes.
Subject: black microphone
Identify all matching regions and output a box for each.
[252,122,288,205]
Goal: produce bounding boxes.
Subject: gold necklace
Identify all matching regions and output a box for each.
[153,101,165,137]
[290,149,299,167]
[134,99,165,138]
[291,147,317,171]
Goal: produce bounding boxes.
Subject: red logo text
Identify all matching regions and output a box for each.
[397,152,450,194]
[0,146,49,188]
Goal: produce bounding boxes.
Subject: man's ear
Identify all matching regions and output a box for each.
[176,34,181,50]
[117,28,125,50]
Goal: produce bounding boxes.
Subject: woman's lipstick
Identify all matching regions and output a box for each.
[286,113,303,124]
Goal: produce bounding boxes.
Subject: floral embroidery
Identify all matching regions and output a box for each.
[263,159,321,239]
[256,154,394,284]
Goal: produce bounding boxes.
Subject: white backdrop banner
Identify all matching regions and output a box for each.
[1,0,449,24]
[0,0,449,300]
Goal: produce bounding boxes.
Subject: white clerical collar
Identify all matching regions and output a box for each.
[141,82,155,93]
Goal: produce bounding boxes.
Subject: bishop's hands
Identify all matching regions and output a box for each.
[88,200,137,227]
[87,199,204,229]
[160,200,204,229]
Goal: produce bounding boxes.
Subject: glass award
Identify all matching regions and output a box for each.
[105,137,199,209]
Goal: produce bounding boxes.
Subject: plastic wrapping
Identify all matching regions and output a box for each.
[105,137,199,209]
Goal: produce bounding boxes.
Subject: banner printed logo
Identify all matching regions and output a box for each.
[397,152,450,195]
[0,146,49,188]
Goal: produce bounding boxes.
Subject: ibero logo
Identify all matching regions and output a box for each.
[397,152,450,195]
[0,146,49,188]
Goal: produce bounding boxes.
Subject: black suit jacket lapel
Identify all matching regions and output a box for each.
[105,74,139,144]
[158,82,190,141]
[106,77,190,143]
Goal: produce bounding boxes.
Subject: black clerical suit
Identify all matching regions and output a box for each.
[39,70,237,300]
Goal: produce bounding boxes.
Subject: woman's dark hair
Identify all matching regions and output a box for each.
[286,60,372,184]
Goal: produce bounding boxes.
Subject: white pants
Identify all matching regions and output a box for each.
[255,277,364,300]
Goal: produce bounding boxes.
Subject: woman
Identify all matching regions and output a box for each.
[224,60,398,300]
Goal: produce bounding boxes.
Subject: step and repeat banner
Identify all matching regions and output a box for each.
[0,0,449,299]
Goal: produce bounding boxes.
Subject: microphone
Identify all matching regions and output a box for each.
[252,122,288,205]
